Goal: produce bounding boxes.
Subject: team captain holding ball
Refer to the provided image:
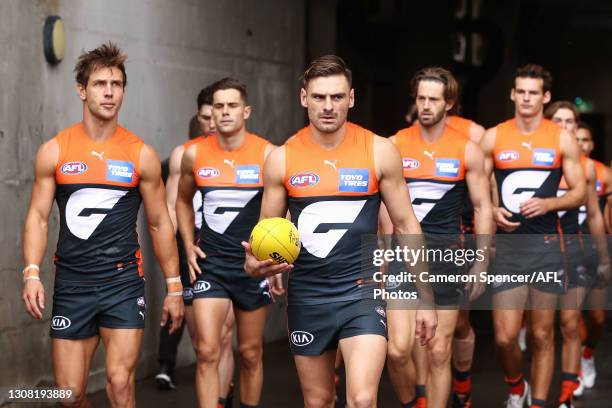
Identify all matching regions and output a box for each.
[178,57,436,408]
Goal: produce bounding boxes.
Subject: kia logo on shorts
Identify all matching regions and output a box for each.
[290,331,314,346]
[498,150,519,162]
[197,167,220,179]
[289,173,320,188]
[61,162,88,175]
[51,316,72,330]
[193,281,211,293]
[402,158,420,169]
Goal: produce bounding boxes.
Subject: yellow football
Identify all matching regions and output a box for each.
[250,217,300,264]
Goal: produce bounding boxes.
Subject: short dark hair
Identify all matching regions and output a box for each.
[74,42,127,87]
[302,55,352,88]
[577,121,594,135]
[197,85,214,109]
[515,63,552,93]
[410,66,460,114]
[210,77,248,104]
[544,101,579,121]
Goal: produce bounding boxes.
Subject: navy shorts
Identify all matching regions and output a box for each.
[192,267,272,311]
[565,236,595,289]
[492,235,565,294]
[50,277,145,339]
[287,298,387,356]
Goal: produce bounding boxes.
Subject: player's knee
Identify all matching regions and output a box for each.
[56,384,86,407]
[494,331,518,350]
[454,317,472,338]
[346,389,376,408]
[531,325,553,349]
[195,340,221,365]
[590,311,605,326]
[560,316,580,341]
[304,393,335,408]
[106,370,131,401]
[387,341,411,366]
[238,342,262,370]
[428,338,452,368]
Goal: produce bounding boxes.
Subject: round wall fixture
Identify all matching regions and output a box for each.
[43,16,65,65]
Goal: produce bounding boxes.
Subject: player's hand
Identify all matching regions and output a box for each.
[494,206,520,232]
[23,278,45,320]
[415,307,437,346]
[185,243,206,283]
[268,273,285,297]
[242,241,293,278]
[520,197,550,219]
[465,263,487,302]
[596,260,611,286]
[160,294,184,334]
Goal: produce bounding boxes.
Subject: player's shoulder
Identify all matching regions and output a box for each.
[247,132,271,147]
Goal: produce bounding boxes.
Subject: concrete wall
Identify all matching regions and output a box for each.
[0,0,305,398]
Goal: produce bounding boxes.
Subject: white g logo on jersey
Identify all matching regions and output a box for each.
[297,200,366,258]
[407,181,455,222]
[501,171,550,214]
[66,188,128,240]
[203,189,259,234]
[193,190,203,230]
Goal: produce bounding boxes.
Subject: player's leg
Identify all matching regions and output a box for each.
[295,352,337,408]
[426,309,459,408]
[559,287,586,404]
[52,337,99,407]
[99,328,143,408]
[218,305,236,405]
[386,308,417,406]
[528,288,558,407]
[583,287,607,388]
[413,339,429,406]
[451,309,475,406]
[340,335,386,408]
[184,305,197,346]
[234,305,267,407]
[193,297,232,408]
[155,318,185,389]
[492,286,529,404]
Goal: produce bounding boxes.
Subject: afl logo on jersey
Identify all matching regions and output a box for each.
[290,331,314,346]
[61,162,88,175]
[197,167,220,179]
[290,172,320,188]
[498,150,519,162]
[402,158,420,170]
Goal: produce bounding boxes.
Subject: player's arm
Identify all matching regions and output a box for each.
[176,144,204,281]
[521,130,586,217]
[374,135,437,345]
[139,144,184,333]
[463,141,493,300]
[604,166,612,233]
[243,146,293,278]
[584,160,610,282]
[480,127,520,231]
[22,139,58,320]
[165,144,185,231]
[469,122,486,144]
